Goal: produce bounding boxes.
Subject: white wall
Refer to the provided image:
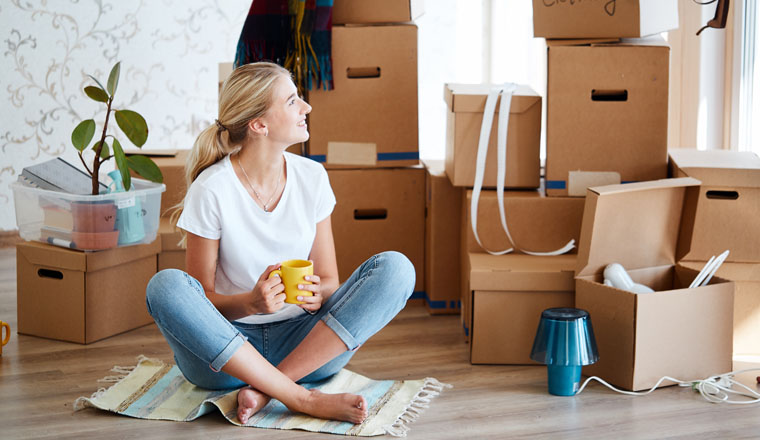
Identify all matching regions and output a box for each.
[0,0,249,230]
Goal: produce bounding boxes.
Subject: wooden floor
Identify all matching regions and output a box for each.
[2,247,760,439]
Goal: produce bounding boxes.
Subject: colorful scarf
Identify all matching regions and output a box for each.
[234,0,334,92]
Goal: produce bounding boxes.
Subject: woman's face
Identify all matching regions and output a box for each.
[262,75,312,145]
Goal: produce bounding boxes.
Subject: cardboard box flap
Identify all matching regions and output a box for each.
[444,84,540,114]
[17,239,160,272]
[576,178,701,278]
[680,261,760,283]
[469,253,576,292]
[669,149,760,188]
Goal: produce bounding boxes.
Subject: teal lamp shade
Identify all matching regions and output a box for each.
[530,308,598,396]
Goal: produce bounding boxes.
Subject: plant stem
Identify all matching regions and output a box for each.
[78,151,93,176]
[92,96,113,195]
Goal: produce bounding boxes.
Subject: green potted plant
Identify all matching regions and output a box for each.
[68,62,164,250]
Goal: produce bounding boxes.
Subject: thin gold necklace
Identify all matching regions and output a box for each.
[237,155,283,212]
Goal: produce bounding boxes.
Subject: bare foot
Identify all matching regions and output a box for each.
[297,389,368,424]
[237,386,271,424]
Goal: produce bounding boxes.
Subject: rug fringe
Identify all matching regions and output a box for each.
[383,377,452,437]
[73,355,163,412]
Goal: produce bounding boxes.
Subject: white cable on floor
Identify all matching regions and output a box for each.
[576,368,760,404]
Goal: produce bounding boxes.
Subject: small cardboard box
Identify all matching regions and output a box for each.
[444,84,541,189]
[669,148,760,263]
[424,160,463,314]
[332,0,424,24]
[464,188,584,254]
[308,24,418,168]
[158,217,185,272]
[681,261,760,357]
[532,0,679,39]
[328,167,425,295]
[546,38,670,196]
[464,253,576,364]
[575,177,734,391]
[126,149,189,218]
[16,239,160,344]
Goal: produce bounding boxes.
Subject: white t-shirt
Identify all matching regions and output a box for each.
[177,152,336,324]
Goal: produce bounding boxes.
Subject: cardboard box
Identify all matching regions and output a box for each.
[464,188,584,254]
[464,253,576,364]
[669,148,760,263]
[681,261,760,357]
[332,0,424,24]
[126,149,188,218]
[532,0,679,39]
[158,217,185,272]
[575,178,734,391]
[328,167,425,295]
[308,24,418,168]
[424,160,463,314]
[546,38,670,196]
[444,84,541,189]
[16,239,160,344]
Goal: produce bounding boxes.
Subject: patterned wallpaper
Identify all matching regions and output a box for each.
[0,0,249,230]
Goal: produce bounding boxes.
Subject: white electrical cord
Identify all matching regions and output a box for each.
[576,368,760,404]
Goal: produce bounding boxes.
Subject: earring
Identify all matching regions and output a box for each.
[264,129,269,137]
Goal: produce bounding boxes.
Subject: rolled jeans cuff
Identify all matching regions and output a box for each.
[209,333,247,372]
[322,312,360,351]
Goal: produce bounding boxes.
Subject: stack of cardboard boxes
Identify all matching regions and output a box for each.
[307,0,426,300]
[441,0,741,390]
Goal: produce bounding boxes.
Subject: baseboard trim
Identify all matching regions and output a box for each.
[0,230,22,248]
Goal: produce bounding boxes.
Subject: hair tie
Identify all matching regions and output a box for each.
[215,119,227,132]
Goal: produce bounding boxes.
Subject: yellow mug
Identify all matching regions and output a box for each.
[268,259,314,305]
[0,320,10,356]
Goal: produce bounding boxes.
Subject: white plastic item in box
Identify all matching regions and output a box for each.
[12,178,166,251]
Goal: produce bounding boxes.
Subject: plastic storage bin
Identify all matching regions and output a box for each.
[12,178,165,251]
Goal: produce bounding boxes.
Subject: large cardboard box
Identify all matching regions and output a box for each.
[681,261,760,357]
[16,239,160,344]
[532,0,679,39]
[158,217,185,272]
[126,149,189,218]
[464,253,576,364]
[669,149,760,263]
[575,178,734,391]
[308,24,418,168]
[332,0,424,24]
[444,84,541,189]
[464,188,584,254]
[328,167,425,295]
[424,160,462,314]
[546,38,670,196]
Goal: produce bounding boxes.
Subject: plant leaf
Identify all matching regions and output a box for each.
[84,86,109,103]
[107,61,120,96]
[112,139,132,190]
[127,155,163,183]
[114,110,148,147]
[71,119,96,151]
[87,74,108,94]
[93,140,110,159]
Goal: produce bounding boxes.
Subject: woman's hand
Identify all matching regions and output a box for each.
[249,263,286,314]
[297,273,324,313]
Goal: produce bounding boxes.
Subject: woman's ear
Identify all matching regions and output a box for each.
[248,119,268,137]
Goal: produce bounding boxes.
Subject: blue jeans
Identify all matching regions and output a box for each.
[145,251,415,390]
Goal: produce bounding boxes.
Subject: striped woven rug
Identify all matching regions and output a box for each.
[74,356,450,436]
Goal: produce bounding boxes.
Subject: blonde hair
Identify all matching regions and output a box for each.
[169,62,291,240]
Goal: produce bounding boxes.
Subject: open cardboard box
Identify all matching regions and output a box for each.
[532,0,679,39]
[444,84,541,189]
[545,38,670,196]
[464,253,576,364]
[332,0,424,24]
[669,148,760,263]
[575,177,734,391]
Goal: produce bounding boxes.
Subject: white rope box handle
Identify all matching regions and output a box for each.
[470,83,575,256]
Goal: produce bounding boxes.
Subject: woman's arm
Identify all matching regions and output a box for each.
[308,215,340,299]
[185,232,285,320]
